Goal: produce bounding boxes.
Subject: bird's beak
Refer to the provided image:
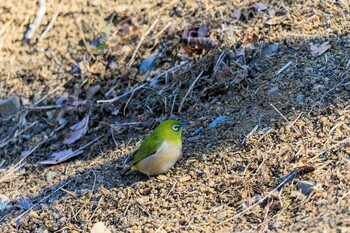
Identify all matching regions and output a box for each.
[180,122,190,128]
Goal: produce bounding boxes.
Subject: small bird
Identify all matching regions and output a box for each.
[123,120,188,176]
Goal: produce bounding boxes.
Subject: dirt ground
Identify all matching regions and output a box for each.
[0,0,349,232]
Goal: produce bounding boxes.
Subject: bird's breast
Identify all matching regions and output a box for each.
[134,140,181,176]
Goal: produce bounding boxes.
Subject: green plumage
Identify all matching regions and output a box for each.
[123,120,185,176]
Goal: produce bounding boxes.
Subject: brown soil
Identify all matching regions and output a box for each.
[1,0,349,232]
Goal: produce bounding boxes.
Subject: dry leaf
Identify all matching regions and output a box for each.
[63,116,89,144]
[181,27,218,53]
[40,149,84,165]
[310,42,331,57]
[90,222,111,233]
[243,33,268,48]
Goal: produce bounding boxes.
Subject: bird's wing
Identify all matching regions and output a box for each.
[129,133,163,165]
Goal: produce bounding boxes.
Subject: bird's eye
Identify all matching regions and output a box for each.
[172,125,180,131]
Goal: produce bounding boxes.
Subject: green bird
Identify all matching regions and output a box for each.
[123,120,188,176]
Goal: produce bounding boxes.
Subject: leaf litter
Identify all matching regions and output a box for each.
[0,0,349,232]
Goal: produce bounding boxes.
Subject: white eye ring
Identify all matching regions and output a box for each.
[172,125,180,131]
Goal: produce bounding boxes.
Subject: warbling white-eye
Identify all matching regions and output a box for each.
[123,120,189,176]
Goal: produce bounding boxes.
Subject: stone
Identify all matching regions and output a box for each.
[46,171,58,183]
[296,93,305,103]
[296,181,315,195]
[86,84,101,100]
[0,95,21,117]
[267,86,279,95]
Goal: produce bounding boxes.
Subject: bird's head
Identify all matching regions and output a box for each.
[153,120,189,142]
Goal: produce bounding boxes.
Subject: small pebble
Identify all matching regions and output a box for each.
[86,84,101,100]
[46,171,58,183]
[179,176,191,183]
[267,86,279,95]
[117,191,125,199]
[0,95,21,117]
[296,181,315,195]
[157,175,167,181]
[296,93,305,103]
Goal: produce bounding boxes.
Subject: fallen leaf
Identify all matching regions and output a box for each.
[90,222,111,233]
[208,116,231,129]
[243,33,268,48]
[310,42,331,57]
[63,116,89,144]
[181,27,218,54]
[40,149,84,165]
[187,37,218,50]
[139,53,160,74]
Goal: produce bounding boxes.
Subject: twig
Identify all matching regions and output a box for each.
[74,170,97,219]
[270,103,301,137]
[24,0,46,41]
[38,3,62,42]
[275,61,292,75]
[34,76,72,106]
[241,124,259,145]
[98,62,188,103]
[13,180,72,223]
[286,33,318,38]
[110,128,118,147]
[170,93,177,116]
[153,21,172,39]
[165,181,177,200]
[88,196,103,222]
[127,19,159,68]
[0,121,38,148]
[319,69,350,102]
[25,105,63,110]
[178,70,204,113]
[217,170,298,226]
[0,139,47,183]
[150,61,188,87]
[97,83,147,104]
[213,51,227,76]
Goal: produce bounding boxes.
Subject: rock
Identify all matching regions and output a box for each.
[0,194,10,212]
[139,53,159,74]
[0,95,21,117]
[179,176,191,183]
[249,44,279,65]
[296,181,315,195]
[267,86,279,95]
[296,93,305,103]
[86,84,101,100]
[90,222,111,233]
[18,197,32,210]
[46,171,58,183]
[156,175,167,181]
[261,44,280,58]
[117,191,125,199]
